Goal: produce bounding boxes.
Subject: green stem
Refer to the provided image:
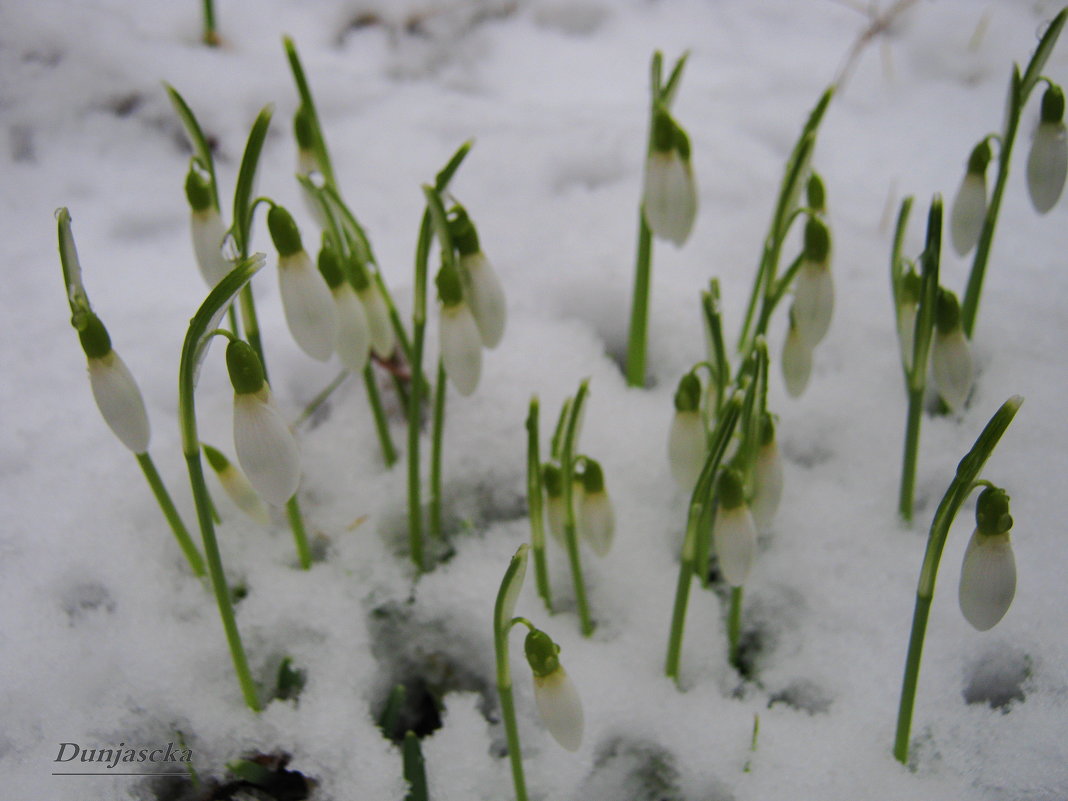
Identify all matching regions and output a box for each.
[898,388,923,523]
[526,397,551,611]
[728,585,744,671]
[364,364,397,467]
[286,496,312,570]
[407,316,426,571]
[429,360,447,540]
[561,381,593,636]
[201,0,217,46]
[893,395,1022,764]
[497,679,528,801]
[136,452,205,577]
[625,214,653,388]
[401,731,428,801]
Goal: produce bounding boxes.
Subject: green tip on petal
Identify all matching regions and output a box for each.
[581,459,605,494]
[674,372,701,412]
[759,412,776,447]
[226,339,266,395]
[967,140,992,175]
[184,162,214,212]
[543,463,563,497]
[806,173,826,212]
[293,105,316,150]
[436,264,464,307]
[652,107,674,152]
[803,216,831,264]
[78,313,112,360]
[267,205,303,257]
[976,486,1013,536]
[448,207,481,256]
[935,288,962,335]
[317,244,344,289]
[202,442,231,472]
[1041,84,1065,123]
[717,467,746,510]
[524,628,561,678]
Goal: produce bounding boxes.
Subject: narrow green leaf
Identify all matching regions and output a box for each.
[164,83,221,211]
[1021,7,1068,98]
[231,105,274,258]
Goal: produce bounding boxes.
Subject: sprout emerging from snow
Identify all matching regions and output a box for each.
[950,142,991,257]
[525,628,584,752]
[959,487,1016,631]
[79,313,150,454]
[642,108,697,247]
[1027,85,1068,214]
[227,339,301,506]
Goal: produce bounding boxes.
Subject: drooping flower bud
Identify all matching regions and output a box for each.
[227,340,301,506]
[268,205,338,362]
[451,209,506,349]
[525,628,583,752]
[319,245,371,374]
[202,443,271,526]
[436,265,482,396]
[959,487,1016,631]
[792,217,834,349]
[930,289,973,412]
[578,459,614,556]
[950,142,991,256]
[712,468,758,586]
[897,269,922,371]
[185,163,232,288]
[750,414,783,532]
[667,372,706,489]
[781,308,813,399]
[1026,85,1068,214]
[358,281,395,359]
[79,313,150,454]
[641,109,697,246]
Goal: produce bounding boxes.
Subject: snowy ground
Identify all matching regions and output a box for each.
[3,0,1068,799]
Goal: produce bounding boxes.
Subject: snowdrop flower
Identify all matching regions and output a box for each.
[750,414,783,532]
[1026,85,1068,214]
[896,270,921,371]
[185,163,232,288]
[525,628,583,752]
[436,264,482,396]
[78,313,150,453]
[712,468,757,586]
[202,443,270,527]
[267,205,338,362]
[451,208,506,348]
[667,372,706,489]
[318,245,370,374]
[959,486,1016,631]
[578,459,614,557]
[781,308,813,399]
[950,142,991,256]
[792,217,834,349]
[357,281,395,359]
[227,339,301,506]
[642,109,697,246]
[930,289,973,412]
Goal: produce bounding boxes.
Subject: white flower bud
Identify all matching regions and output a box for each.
[712,502,758,587]
[278,250,338,362]
[459,252,506,349]
[1026,119,1068,214]
[751,440,784,532]
[667,409,706,489]
[897,300,918,371]
[191,208,232,288]
[950,171,987,257]
[358,283,395,359]
[579,489,614,557]
[545,492,566,546]
[233,387,301,506]
[88,351,150,453]
[533,667,584,752]
[209,455,271,527]
[331,283,371,374]
[931,328,973,412]
[792,261,834,349]
[959,528,1016,631]
[440,302,482,396]
[781,316,813,398]
[642,150,697,247]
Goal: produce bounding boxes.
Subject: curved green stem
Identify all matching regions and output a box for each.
[727,585,744,671]
[286,495,312,570]
[429,359,447,540]
[893,395,1022,763]
[364,364,397,467]
[136,452,206,577]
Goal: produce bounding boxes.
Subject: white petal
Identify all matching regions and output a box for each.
[533,668,584,752]
[950,172,987,257]
[440,303,482,396]
[667,409,706,489]
[751,441,784,532]
[642,151,697,246]
[332,284,371,374]
[782,324,813,399]
[931,329,973,412]
[959,529,1016,631]
[1027,121,1068,214]
[278,251,338,361]
[897,302,917,371]
[792,262,834,348]
[233,390,301,506]
[359,283,395,359]
[191,209,232,287]
[579,491,614,556]
[546,494,566,546]
[88,352,150,453]
[713,504,757,586]
[460,252,507,348]
[217,464,271,527]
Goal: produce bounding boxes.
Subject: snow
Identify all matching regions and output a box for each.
[3,0,1068,799]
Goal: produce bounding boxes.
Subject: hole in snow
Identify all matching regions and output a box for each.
[580,738,685,801]
[61,581,115,623]
[962,645,1031,711]
[768,678,834,714]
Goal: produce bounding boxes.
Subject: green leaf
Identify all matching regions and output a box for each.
[402,731,428,801]
[1021,7,1068,99]
[164,84,221,212]
[231,105,274,258]
[55,207,92,328]
[283,36,337,188]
